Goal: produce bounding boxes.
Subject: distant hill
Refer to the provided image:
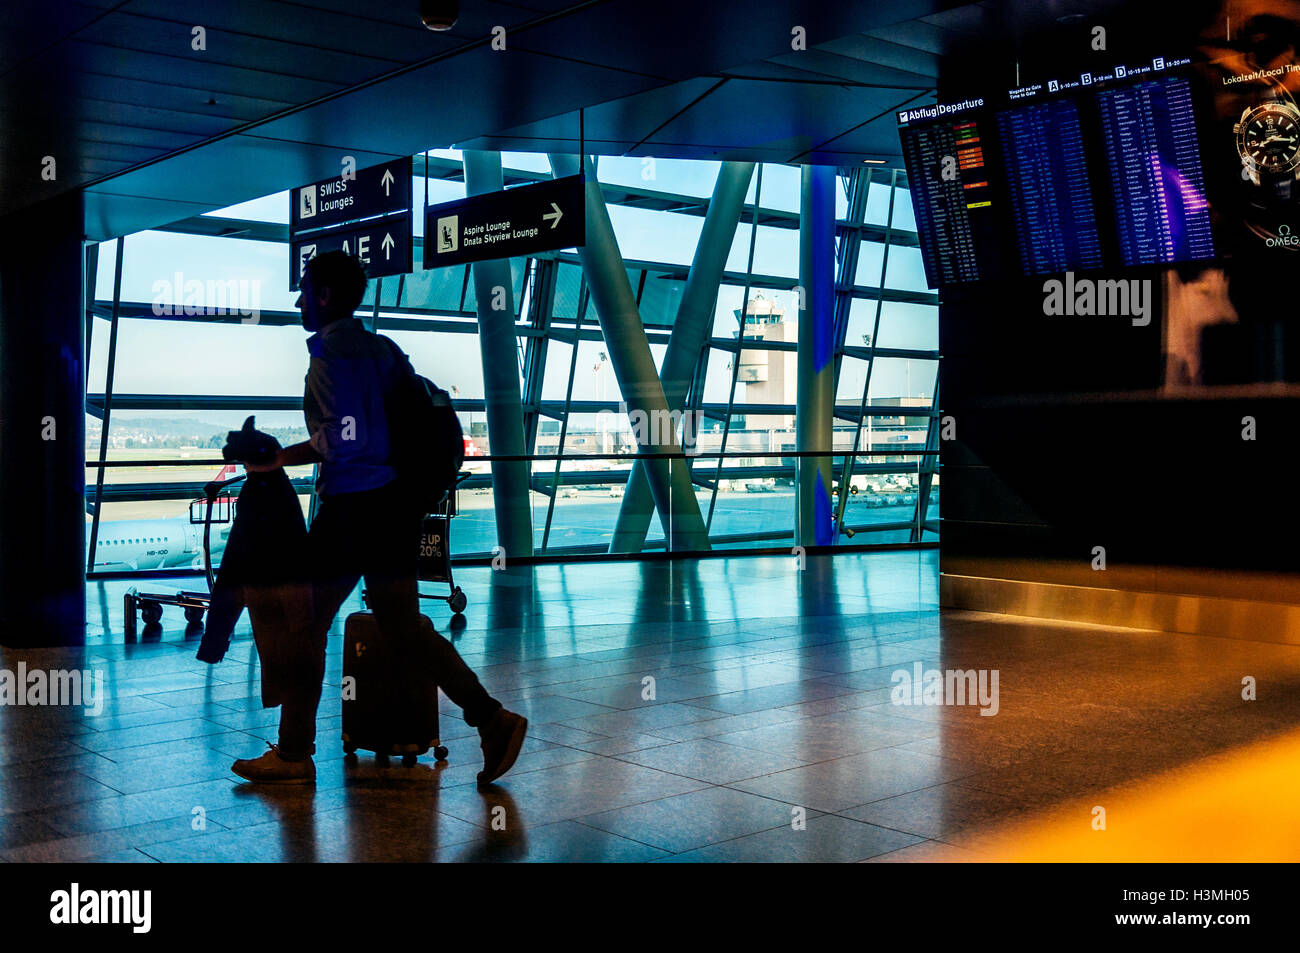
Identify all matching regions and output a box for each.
[104,415,228,437]
[88,414,309,450]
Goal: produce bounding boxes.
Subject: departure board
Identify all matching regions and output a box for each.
[996,98,1104,275]
[1095,75,1216,265]
[900,115,1000,286]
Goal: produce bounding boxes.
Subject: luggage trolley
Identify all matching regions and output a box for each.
[416,471,471,616]
[122,473,246,639]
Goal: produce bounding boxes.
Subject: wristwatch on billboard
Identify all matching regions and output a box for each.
[1234,88,1300,199]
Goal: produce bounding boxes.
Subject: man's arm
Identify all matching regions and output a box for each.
[277,441,324,468]
[245,440,322,472]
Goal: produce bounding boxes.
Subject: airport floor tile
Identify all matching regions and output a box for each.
[2,550,1300,861]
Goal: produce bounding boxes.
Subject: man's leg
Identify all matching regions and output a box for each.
[361,487,526,785]
[278,497,360,760]
[362,493,501,729]
[234,498,358,783]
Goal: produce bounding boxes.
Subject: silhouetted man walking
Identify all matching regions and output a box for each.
[233,251,527,786]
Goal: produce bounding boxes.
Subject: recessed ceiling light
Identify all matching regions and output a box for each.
[421,0,458,30]
[863,159,886,164]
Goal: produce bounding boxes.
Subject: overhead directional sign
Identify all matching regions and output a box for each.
[291,158,413,235]
[290,213,412,290]
[423,174,585,269]
[290,157,414,289]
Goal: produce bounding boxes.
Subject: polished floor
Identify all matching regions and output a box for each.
[3,550,1300,862]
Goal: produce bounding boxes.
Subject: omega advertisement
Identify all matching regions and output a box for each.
[1162,6,1300,389]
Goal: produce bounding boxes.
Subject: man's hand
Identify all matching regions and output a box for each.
[243,450,283,473]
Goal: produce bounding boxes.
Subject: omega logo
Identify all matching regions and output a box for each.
[1266,223,1300,247]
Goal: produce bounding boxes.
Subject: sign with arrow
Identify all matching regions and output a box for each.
[423,174,585,269]
[289,157,414,289]
[290,212,412,291]
[291,158,412,235]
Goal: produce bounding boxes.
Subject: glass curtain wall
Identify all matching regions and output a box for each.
[84,152,938,574]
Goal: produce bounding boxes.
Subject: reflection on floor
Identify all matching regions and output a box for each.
[3,550,1299,862]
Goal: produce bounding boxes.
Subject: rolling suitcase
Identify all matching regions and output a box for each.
[341,610,449,766]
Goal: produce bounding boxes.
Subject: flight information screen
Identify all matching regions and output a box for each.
[1095,74,1216,265]
[899,116,1000,286]
[996,98,1104,275]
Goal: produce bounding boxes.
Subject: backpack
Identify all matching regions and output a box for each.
[376,335,465,513]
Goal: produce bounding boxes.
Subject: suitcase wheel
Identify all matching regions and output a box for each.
[402,753,419,767]
[449,587,467,615]
[434,745,449,762]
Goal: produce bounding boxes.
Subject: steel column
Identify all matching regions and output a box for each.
[463,150,534,557]
[610,160,754,552]
[796,165,836,549]
[548,153,709,552]
[0,191,87,645]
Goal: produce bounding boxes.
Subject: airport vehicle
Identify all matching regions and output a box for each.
[122,470,245,638]
[461,434,489,474]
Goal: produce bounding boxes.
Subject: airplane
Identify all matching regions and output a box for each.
[87,464,240,572]
[92,439,485,571]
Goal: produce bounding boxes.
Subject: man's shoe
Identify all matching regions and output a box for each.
[478,709,528,787]
[231,744,316,785]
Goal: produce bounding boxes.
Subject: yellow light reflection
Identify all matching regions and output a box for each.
[953,729,1300,862]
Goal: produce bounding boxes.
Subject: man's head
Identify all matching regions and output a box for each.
[295,251,369,332]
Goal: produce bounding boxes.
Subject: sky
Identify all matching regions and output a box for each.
[91,151,935,438]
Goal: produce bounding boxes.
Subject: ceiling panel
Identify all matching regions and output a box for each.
[86,17,410,82]
[762,49,937,88]
[0,1,117,73]
[816,34,941,80]
[2,0,994,233]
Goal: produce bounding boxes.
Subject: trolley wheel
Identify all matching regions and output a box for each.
[402,753,418,767]
[140,601,163,625]
[375,752,390,767]
[448,587,467,615]
[434,745,449,762]
[183,606,205,624]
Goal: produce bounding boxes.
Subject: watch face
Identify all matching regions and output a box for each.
[1237,101,1300,176]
